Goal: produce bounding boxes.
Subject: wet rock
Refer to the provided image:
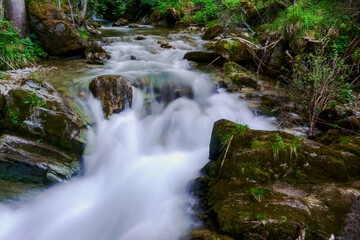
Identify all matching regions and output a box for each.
[1,79,85,153]
[128,24,139,28]
[202,25,223,40]
[85,41,111,64]
[134,77,193,107]
[0,180,45,203]
[166,8,181,27]
[215,38,259,62]
[220,62,262,91]
[160,42,174,49]
[197,119,360,240]
[89,75,133,118]
[27,0,87,56]
[113,18,128,26]
[0,134,81,185]
[134,36,146,40]
[130,55,137,60]
[183,51,223,64]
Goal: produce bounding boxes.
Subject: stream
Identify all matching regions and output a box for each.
[0,25,275,240]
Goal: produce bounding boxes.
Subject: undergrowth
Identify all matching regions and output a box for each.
[0,20,47,71]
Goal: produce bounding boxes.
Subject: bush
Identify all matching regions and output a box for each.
[0,20,47,70]
[287,53,353,136]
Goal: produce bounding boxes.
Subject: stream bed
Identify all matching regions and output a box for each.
[0,25,276,240]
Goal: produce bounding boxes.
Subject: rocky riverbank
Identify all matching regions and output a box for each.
[0,78,86,202]
[188,119,360,240]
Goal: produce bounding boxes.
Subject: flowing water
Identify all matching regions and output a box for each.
[0,26,275,240]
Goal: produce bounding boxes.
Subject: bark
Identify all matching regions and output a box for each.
[81,0,88,19]
[0,0,4,20]
[4,0,29,38]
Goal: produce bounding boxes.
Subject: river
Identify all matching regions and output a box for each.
[0,25,275,240]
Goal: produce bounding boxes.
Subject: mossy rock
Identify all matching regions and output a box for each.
[2,80,85,154]
[198,119,360,239]
[202,25,224,40]
[208,119,358,183]
[184,229,234,240]
[221,62,262,91]
[215,38,259,62]
[27,0,87,56]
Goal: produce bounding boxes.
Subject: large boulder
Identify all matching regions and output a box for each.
[27,0,87,56]
[194,119,360,240]
[0,79,85,154]
[89,75,133,118]
[0,79,85,200]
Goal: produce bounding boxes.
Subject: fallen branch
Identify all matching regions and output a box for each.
[207,56,221,67]
[217,135,233,179]
[0,55,15,70]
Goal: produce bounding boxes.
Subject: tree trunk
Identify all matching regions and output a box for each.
[81,0,88,19]
[4,0,29,38]
[0,0,4,20]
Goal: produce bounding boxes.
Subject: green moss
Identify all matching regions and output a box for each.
[75,28,91,41]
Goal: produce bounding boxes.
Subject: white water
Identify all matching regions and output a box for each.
[0,26,275,240]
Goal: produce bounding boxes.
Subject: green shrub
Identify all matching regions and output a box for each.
[0,20,47,70]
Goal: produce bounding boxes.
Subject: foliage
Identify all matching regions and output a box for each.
[263,0,348,41]
[88,0,128,19]
[0,20,47,71]
[75,27,91,41]
[24,93,46,108]
[250,187,265,201]
[256,213,267,221]
[287,53,352,136]
[7,109,20,125]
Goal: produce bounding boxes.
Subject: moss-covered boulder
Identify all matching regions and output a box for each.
[202,25,224,40]
[89,75,133,118]
[27,0,87,56]
[1,79,85,154]
[219,62,262,92]
[214,38,259,62]
[195,119,360,240]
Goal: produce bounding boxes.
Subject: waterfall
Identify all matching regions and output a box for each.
[0,26,275,240]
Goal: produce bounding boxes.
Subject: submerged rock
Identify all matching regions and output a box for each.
[89,75,133,118]
[194,119,360,240]
[27,0,87,56]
